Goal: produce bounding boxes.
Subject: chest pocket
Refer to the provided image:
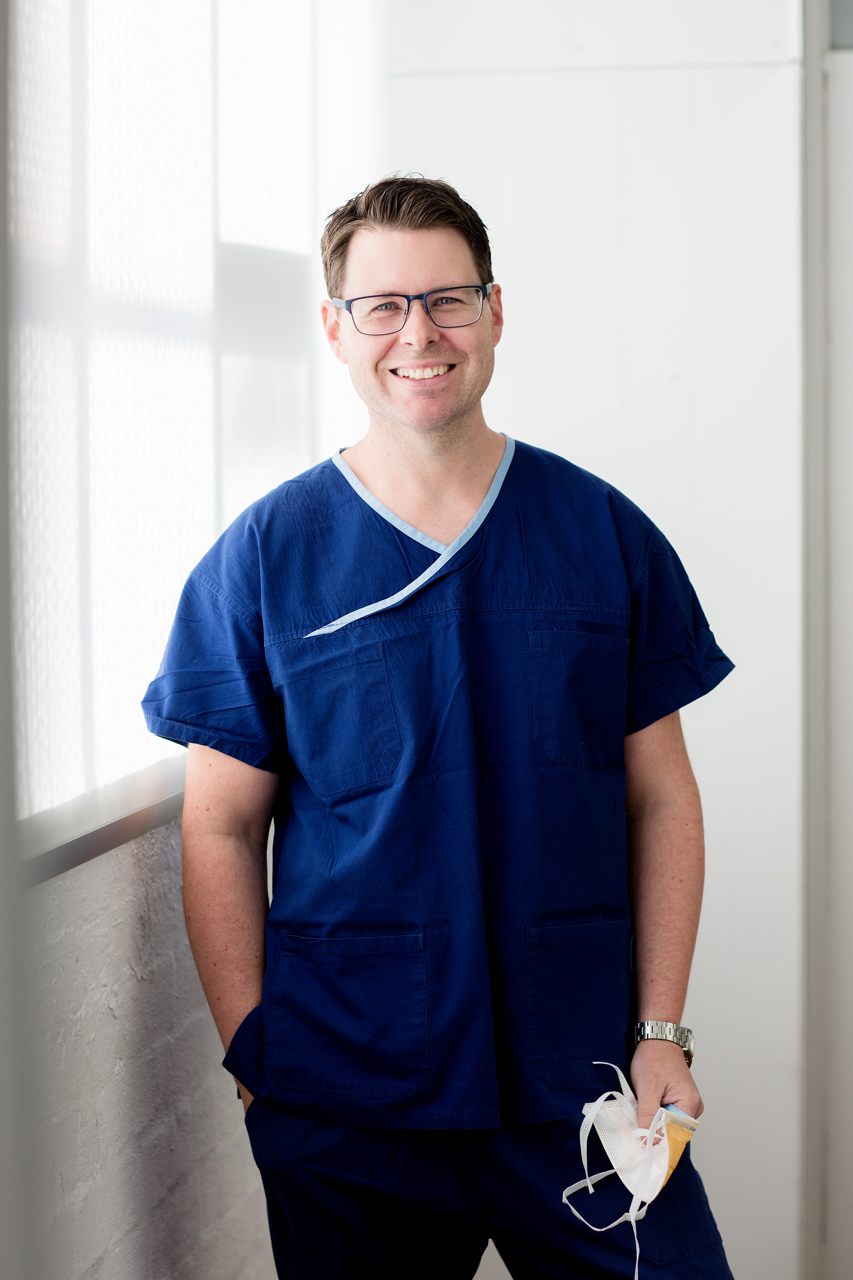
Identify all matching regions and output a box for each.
[281,640,402,796]
[528,630,629,767]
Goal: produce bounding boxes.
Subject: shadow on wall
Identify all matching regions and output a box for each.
[28,820,275,1280]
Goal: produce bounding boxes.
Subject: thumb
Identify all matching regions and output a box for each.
[636,1086,664,1134]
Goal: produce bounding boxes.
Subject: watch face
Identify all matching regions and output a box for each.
[682,1028,695,1067]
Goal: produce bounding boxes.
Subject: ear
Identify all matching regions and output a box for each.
[321,299,349,365]
[487,284,504,348]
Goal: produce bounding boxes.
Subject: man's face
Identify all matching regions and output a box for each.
[322,226,503,436]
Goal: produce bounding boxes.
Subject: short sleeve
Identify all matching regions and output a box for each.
[142,568,286,772]
[626,529,734,735]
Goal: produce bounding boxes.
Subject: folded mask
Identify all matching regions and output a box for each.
[562,1062,699,1280]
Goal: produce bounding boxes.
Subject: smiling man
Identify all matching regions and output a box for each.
[143,177,735,1278]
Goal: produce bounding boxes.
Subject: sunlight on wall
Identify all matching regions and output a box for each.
[9,325,82,815]
[9,0,315,818]
[8,0,71,261]
[88,0,214,310]
[218,0,312,254]
[88,336,216,787]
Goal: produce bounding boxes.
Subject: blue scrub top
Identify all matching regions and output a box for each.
[143,438,733,1128]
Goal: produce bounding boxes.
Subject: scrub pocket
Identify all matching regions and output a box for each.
[528,630,628,767]
[265,932,429,1099]
[279,639,402,796]
[222,1003,266,1100]
[528,919,632,1087]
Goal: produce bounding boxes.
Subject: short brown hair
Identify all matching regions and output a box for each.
[320,174,493,300]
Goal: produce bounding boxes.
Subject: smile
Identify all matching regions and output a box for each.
[391,365,453,380]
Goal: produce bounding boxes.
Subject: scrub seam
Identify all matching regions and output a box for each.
[142,714,284,771]
[265,601,633,648]
[305,437,516,637]
[191,568,263,632]
[332,449,449,554]
[627,660,736,734]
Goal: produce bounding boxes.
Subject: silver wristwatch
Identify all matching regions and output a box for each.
[634,1020,694,1068]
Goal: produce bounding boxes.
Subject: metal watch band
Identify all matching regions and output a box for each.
[635,1020,695,1068]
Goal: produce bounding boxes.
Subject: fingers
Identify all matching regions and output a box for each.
[630,1038,704,1127]
[636,1091,663,1133]
[677,1082,704,1119]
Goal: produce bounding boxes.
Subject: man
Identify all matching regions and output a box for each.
[143,176,734,1278]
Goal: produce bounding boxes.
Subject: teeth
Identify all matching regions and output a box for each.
[394,365,450,380]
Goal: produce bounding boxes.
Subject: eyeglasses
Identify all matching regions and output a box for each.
[332,283,494,336]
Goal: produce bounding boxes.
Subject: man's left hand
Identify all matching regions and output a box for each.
[630,1037,704,1132]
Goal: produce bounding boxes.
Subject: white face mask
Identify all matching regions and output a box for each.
[562,1062,699,1280]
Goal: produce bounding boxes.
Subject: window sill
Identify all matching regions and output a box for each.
[19,756,186,889]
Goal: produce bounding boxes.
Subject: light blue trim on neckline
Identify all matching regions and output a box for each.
[307,436,516,637]
[332,450,448,554]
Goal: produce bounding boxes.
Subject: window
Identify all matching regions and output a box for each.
[10,0,333,879]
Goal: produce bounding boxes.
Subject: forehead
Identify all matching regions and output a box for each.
[342,226,479,297]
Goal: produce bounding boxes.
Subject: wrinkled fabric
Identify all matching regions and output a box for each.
[240,1102,734,1279]
[143,440,733,1128]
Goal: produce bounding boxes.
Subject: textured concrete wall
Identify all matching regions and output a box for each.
[28,819,275,1280]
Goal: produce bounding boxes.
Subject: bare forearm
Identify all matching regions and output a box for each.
[623,712,705,1122]
[628,782,704,1022]
[182,829,268,1051]
[624,710,704,1023]
[179,745,279,1113]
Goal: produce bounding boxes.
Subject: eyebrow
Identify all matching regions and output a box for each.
[343,283,477,298]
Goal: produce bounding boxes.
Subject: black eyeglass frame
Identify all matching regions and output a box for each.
[331,283,494,335]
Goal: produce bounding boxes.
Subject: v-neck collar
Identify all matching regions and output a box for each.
[332,448,449,554]
[308,436,516,638]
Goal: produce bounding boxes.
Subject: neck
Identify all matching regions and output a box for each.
[341,418,506,547]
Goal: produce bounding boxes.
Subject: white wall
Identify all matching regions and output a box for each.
[312,1,386,459]
[826,48,853,1280]
[28,822,275,1280]
[379,3,804,1277]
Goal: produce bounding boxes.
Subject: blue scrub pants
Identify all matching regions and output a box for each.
[243,1102,734,1279]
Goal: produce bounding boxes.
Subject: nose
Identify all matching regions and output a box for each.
[401,297,440,345]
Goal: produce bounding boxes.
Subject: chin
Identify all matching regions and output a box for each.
[400,408,469,435]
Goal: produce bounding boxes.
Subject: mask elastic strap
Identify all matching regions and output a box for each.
[563,1099,668,1280]
[577,1089,622,1192]
[562,1180,649,1280]
[577,1062,639,1193]
[593,1060,635,1101]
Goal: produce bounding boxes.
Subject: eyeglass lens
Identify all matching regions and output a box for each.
[350,287,484,334]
